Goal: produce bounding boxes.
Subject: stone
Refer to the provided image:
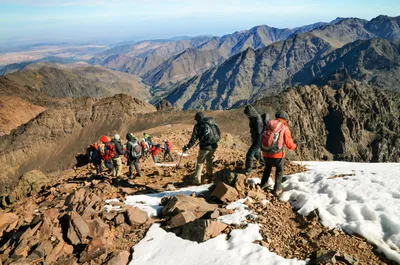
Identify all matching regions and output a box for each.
[104,250,130,265]
[337,253,359,265]
[165,184,176,191]
[67,211,89,245]
[102,211,117,221]
[8,170,50,203]
[314,250,337,264]
[247,190,267,201]
[126,207,148,226]
[87,218,109,238]
[27,240,53,261]
[46,241,66,264]
[168,212,198,228]
[181,219,227,243]
[211,182,239,203]
[0,213,18,237]
[162,194,218,218]
[58,183,78,194]
[234,174,247,194]
[80,237,107,262]
[210,209,220,219]
[115,214,125,225]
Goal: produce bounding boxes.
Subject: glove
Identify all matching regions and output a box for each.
[182,146,189,152]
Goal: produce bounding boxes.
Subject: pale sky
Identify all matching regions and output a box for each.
[0,0,399,44]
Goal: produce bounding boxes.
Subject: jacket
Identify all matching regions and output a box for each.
[262,118,297,159]
[245,106,263,143]
[111,138,125,158]
[150,146,161,156]
[187,119,219,151]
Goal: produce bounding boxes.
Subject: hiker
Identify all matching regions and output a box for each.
[260,110,297,196]
[149,144,161,163]
[126,133,142,178]
[88,143,102,175]
[143,132,152,146]
[244,105,265,174]
[99,136,114,171]
[111,134,125,178]
[141,138,150,159]
[163,139,174,162]
[183,112,221,184]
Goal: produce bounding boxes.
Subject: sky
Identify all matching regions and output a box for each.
[0,0,399,45]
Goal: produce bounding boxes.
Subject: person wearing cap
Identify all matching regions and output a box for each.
[111,134,125,178]
[260,110,297,196]
[163,139,174,162]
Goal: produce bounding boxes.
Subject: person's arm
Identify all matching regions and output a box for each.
[116,142,124,155]
[186,124,199,149]
[284,127,297,150]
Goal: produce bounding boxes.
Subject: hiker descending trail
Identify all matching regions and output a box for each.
[111,134,125,178]
[163,139,174,162]
[150,144,162,163]
[243,105,265,174]
[126,133,142,178]
[99,135,114,171]
[183,112,221,185]
[141,139,150,159]
[260,111,297,196]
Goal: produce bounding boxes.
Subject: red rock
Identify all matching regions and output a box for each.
[126,207,148,226]
[211,182,239,203]
[67,211,89,245]
[181,219,228,242]
[234,174,247,194]
[0,213,18,237]
[87,218,109,238]
[162,194,218,218]
[80,237,108,262]
[114,214,125,225]
[247,190,267,201]
[104,250,130,265]
[168,212,198,228]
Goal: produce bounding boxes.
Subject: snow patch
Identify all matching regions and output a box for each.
[282,161,400,263]
[217,198,253,225]
[155,163,177,167]
[129,223,305,265]
[123,185,211,217]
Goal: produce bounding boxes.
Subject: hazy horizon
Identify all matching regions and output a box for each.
[1,0,400,46]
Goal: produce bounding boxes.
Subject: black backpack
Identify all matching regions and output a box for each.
[199,117,221,146]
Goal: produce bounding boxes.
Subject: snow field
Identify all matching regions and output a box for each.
[281,162,400,263]
[129,223,306,265]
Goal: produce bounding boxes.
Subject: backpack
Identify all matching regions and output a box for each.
[166,141,172,152]
[261,119,286,155]
[129,141,142,159]
[104,142,116,159]
[199,117,221,146]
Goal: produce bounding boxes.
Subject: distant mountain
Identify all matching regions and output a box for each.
[165,15,400,110]
[4,64,151,100]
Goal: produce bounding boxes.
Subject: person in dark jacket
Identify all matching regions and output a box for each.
[111,134,125,177]
[126,133,142,178]
[183,112,221,185]
[244,105,265,174]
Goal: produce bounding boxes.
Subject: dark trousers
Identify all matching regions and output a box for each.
[245,142,263,171]
[164,151,174,162]
[104,159,113,171]
[260,158,284,191]
[128,158,142,177]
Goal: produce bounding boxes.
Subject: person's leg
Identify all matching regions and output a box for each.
[192,149,209,184]
[260,159,273,188]
[205,148,216,180]
[163,151,167,162]
[168,151,174,161]
[274,158,285,193]
[128,160,133,178]
[116,157,122,177]
[134,159,142,177]
[245,142,258,173]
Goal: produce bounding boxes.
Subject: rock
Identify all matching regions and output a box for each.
[213,168,235,186]
[210,209,220,219]
[65,188,86,207]
[181,219,227,243]
[314,250,337,264]
[80,237,108,262]
[162,194,218,218]
[157,99,175,111]
[211,182,239,203]
[7,170,50,204]
[247,190,267,201]
[27,240,53,261]
[168,212,198,228]
[114,214,125,225]
[217,208,234,215]
[104,250,130,265]
[165,184,176,191]
[67,211,89,245]
[46,241,68,264]
[102,211,117,221]
[126,207,148,226]
[58,183,78,194]
[337,253,359,265]
[234,174,247,194]
[87,218,109,238]
[0,213,18,237]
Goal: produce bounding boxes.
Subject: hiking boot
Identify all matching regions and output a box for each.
[273,189,283,196]
[261,184,273,191]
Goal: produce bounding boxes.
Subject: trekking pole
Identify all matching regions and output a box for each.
[176,151,185,169]
[296,147,304,168]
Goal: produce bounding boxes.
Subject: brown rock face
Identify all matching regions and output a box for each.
[67,211,89,245]
[181,219,227,243]
[156,99,175,111]
[0,213,18,237]
[104,250,130,265]
[211,182,239,203]
[126,207,148,226]
[161,194,218,218]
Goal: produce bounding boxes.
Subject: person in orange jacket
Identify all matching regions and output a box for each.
[260,110,297,196]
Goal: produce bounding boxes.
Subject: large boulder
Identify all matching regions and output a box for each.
[181,219,227,243]
[162,194,218,219]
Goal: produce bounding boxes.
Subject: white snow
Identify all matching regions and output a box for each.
[176,151,189,157]
[217,198,254,225]
[129,223,305,265]
[282,161,400,263]
[247,178,261,184]
[124,185,211,217]
[155,163,177,167]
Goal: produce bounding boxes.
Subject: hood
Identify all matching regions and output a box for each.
[126,133,135,142]
[244,105,259,118]
[100,135,109,144]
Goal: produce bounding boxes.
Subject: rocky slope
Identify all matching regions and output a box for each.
[4,65,151,100]
[166,16,400,110]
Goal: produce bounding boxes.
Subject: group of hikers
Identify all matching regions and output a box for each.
[87,105,296,196]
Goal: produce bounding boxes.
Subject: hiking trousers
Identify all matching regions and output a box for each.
[104,159,113,171]
[112,157,122,177]
[152,156,158,163]
[260,157,284,192]
[164,151,174,162]
[245,141,263,172]
[128,158,142,178]
[192,148,216,184]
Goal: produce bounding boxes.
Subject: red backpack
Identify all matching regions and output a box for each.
[261,119,286,155]
[104,142,116,159]
[166,141,172,152]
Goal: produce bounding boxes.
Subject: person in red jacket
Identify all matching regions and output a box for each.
[149,144,161,163]
[260,111,297,196]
